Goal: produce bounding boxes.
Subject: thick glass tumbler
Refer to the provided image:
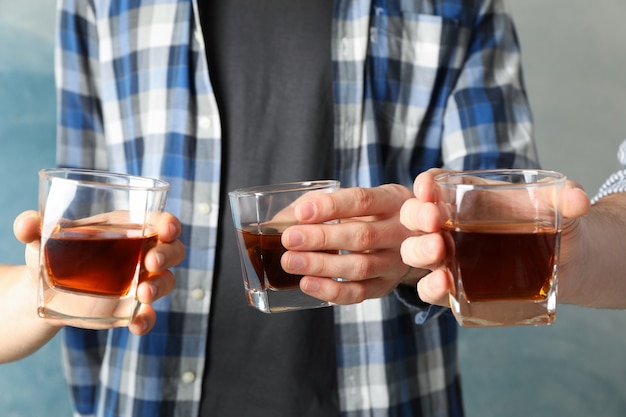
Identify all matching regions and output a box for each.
[435,169,566,327]
[229,180,340,313]
[38,168,169,328]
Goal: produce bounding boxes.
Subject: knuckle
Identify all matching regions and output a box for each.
[313,253,331,276]
[354,224,377,248]
[353,258,375,279]
[325,283,343,303]
[350,284,368,304]
[319,228,333,249]
[354,187,375,211]
[316,193,339,219]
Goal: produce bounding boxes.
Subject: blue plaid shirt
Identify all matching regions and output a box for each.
[56,1,539,416]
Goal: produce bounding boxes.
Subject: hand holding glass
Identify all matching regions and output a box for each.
[229,180,340,313]
[435,170,565,327]
[38,169,169,328]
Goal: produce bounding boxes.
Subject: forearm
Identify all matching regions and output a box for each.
[0,264,60,363]
[559,193,626,308]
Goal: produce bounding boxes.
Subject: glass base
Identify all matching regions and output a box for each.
[246,286,333,314]
[38,278,138,329]
[450,293,556,327]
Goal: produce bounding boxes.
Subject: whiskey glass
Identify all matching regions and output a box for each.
[38,168,169,328]
[435,169,566,327]
[229,180,340,313]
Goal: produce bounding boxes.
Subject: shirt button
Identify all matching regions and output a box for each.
[199,116,211,129]
[197,202,212,215]
[341,38,348,56]
[181,371,196,384]
[191,288,205,301]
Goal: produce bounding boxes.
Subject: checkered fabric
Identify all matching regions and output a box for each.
[55,0,539,416]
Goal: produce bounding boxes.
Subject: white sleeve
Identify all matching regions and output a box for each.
[591,139,626,204]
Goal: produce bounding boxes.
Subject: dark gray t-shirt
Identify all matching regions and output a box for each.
[199,1,339,416]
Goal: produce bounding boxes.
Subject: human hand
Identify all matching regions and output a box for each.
[280,184,425,305]
[398,169,591,307]
[14,210,184,335]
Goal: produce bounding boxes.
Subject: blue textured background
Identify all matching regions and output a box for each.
[0,1,72,415]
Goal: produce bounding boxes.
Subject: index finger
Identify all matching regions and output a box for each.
[293,184,413,224]
[156,212,182,243]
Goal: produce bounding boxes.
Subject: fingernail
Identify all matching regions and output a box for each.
[285,230,305,248]
[422,235,436,257]
[154,252,165,269]
[138,317,149,334]
[416,180,426,199]
[146,283,158,299]
[301,277,320,293]
[286,253,305,271]
[297,202,316,221]
[168,221,178,238]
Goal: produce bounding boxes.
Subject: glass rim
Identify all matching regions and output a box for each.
[434,169,566,190]
[39,168,170,191]
[229,180,340,197]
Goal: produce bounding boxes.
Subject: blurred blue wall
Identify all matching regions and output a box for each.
[0,0,72,415]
